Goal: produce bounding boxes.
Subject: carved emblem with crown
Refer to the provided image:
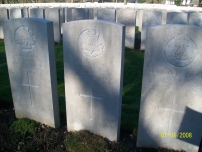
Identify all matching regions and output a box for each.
[14,25,35,52]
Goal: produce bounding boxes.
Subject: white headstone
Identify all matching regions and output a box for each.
[137,24,202,152]
[45,8,61,43]
[88,8,94,19]
[162,10,167,24]
[22,8,29,18]
[63,20,125,141]
[188,12,202,27]
[141,10,162,50]
[166,12,188,24]
[60,7,65,34]
[136,9,145,40]
[93,8,98,20]
[3,18,60,128]
[0,8,8,39]
[97,8,116,22]
[9,8,22,19]
[117,8,136,49]
[29,8,45,19]
[65,8,89,22]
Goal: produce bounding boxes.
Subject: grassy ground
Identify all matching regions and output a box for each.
[0,39,12,103]
[0,39,145,151]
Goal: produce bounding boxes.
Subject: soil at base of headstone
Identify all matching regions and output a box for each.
[0,102,187,152]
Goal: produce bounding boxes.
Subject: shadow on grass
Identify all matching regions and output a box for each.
[0,39,12,103]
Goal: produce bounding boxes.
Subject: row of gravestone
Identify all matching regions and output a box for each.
[1,6,202,50]
[3,17,125,142]
[2,2,201,9]
[0,3,180,9]
[3,15,202,152]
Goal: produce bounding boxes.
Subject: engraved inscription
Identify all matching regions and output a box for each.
[22,71,39,105]
[78,29,105,58]
[164,34,197,67]
[14,25,35,52]
[14,53,45,71]
[67,54,109,82]
[79,85,103,120]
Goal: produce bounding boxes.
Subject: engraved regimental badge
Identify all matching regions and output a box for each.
[78,29,105,58]
[14,25,35,52]
[164,34,197,67]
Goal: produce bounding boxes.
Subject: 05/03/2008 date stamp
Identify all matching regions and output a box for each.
[160,132,192,138]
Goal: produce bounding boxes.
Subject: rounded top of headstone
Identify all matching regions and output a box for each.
[164,34,197,67]
[78,29,105,59]
[14,25,35,52]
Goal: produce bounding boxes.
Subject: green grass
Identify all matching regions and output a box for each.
[0,40,144,149]
[122,48,144,133]
[54,43,66,118]
[0,39,12,102]
[64,130,109,152]
[9,118,39,135]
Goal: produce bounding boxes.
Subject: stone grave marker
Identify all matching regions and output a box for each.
[136,9,145,40]
[45,8,61,43]
[60,7,65,34]
[63,20,125,141]
[188,12,202,27]
[9,8,22,19]
[166,12,188,24]
[3,18,60,128]
[0,8,8,39]
[97,8,116,22]
[93,8,98,20]
[22,7,29,18]
[88,8,94,19]
[137,24,202,152]
[162,9,167,24]
[65,8,89,22]
[29,8,45,19]
[117,8,136,49]
[141,10,162,50]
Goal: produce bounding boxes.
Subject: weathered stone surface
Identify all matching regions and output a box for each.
[60,7,65,34]
[0,8,8,39]
[65,8,89,22]
[188,12,202,26]
[141,10,162,50]
[3,18,60,128]
[63,20,125,141]
[29,8,45,19]
[88,8,94,19]
[166,12,188,24]
[45,8,61,43]
[136,9,145,40]
[9,8,22,19]
[97,8,116,22]
[162,10,167,24]
[22,8,29,18]
[93,8,98,20]
[137,24,202,152]
[117,8,136,49]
